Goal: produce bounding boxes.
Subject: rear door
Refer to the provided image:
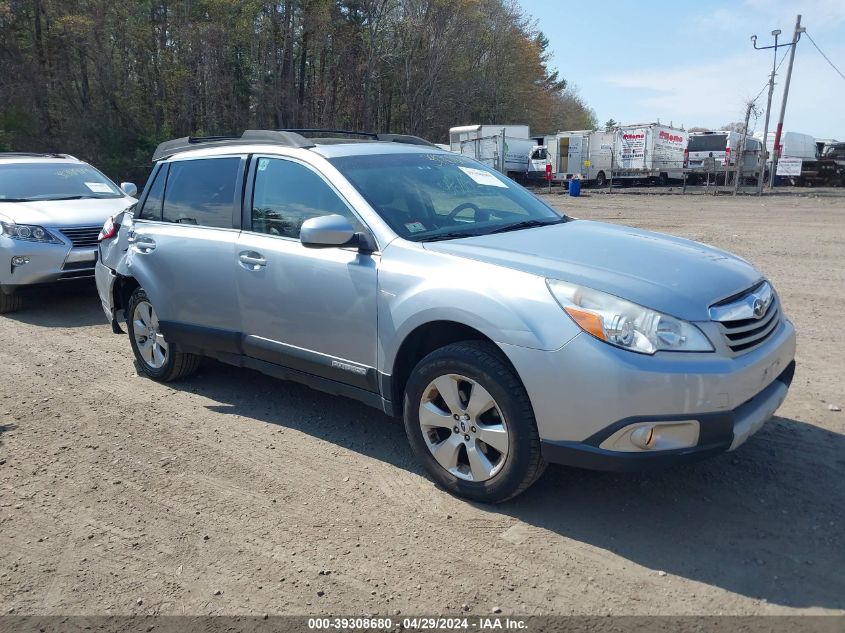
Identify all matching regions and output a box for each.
[235,155,379,391]
[568,136,583,176]
[558,137,570,173]
[127,155,245,351]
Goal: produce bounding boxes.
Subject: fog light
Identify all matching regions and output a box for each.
[11,256,30,266]
[630,425,655,449]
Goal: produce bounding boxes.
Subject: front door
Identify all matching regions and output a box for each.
[235,156,379,391]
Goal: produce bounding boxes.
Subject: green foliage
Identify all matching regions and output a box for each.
[0,0,595,183]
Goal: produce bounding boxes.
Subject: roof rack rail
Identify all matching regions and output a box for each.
[0,152,74,159]
[151,130,315,162]
[277,129,437,147]
[151,128,437,161]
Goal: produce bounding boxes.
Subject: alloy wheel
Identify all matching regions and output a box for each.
[132,300,169,369]
[418,373,510,482]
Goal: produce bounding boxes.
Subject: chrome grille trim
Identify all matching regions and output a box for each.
[59,226,101,247]
[710,282,781,354]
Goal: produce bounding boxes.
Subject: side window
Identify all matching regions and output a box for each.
[251,158,361,238]
[162,157,240,228]
[137,165,167,221]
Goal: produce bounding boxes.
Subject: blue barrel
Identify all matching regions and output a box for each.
[568,178,582,197]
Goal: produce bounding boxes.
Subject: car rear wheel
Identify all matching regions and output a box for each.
[127,287,200,382]
[403,341,545,503]
[0,286,22,314]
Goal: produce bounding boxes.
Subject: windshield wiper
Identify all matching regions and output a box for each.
[484,218,563,235]
[419,231,484,242]
[42,195,98,201]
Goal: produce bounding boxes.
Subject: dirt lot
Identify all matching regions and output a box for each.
[1,191,843,617]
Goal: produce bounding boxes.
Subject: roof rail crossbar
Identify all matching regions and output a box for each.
[151,130,315,162]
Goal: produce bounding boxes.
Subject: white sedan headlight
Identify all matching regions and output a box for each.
[547,279,713,354]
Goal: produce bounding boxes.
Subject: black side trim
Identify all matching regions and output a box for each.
[242,335,377,392]
[200,348,389,414]
[159,321,242,355]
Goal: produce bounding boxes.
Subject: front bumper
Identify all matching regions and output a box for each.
[500,318,796,471]
[0,235,97,289]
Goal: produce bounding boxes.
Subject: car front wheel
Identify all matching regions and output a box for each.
[0,286,22,314]
[127,287,200,382]
[403,341,545,503]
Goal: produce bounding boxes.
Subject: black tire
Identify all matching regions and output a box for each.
[403,341,545,503]
[594,171,607,188]
[126,287,201,382]
[0,287,22,314]
[656,173,669,187]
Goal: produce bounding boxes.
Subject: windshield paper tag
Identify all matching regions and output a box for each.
[85,182,113,193]
[458,166,507,188]
[258,158,269,171]
[404,221,426,233]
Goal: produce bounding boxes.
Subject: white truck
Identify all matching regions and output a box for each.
[535,123,687,187]
[535,130,614,186]
[685,130,763,183]
[612,123,688,184]
[449,125,543,181]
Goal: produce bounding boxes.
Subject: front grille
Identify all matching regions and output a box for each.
[60,226,100,247]
[711,282,781,354]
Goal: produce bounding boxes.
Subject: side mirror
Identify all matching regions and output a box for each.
[300,214,374,251]
[120,182,138,197]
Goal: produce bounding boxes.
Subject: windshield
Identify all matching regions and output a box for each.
[329,152,564,241]
[0,162,123,202]
[688,134,728,153]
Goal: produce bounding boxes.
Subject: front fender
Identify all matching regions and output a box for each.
[377,241,580,372]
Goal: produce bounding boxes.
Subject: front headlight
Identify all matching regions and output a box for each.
[546,279,714,354]
[0,221,61,244]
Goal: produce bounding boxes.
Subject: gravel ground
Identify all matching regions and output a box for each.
[0,190,843,616]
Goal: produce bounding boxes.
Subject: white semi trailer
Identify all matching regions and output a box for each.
[449,125,543,181]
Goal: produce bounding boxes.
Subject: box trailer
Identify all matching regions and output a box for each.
[613,123,688,184]
[537,130,614,186]
[449,125,541,180]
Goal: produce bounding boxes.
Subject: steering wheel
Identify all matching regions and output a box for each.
[446,202,482,220]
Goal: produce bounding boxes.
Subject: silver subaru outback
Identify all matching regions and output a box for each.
[95,130,796,503]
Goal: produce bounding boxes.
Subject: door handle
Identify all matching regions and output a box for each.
[239,251,267,269]
[130,236,156,253]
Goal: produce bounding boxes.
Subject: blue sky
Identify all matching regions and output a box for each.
[517,0,845,139]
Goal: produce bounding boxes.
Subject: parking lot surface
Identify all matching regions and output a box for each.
[1,191,843,615]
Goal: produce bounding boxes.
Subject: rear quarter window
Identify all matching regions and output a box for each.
[137,165,167,221]
[688,135,728,153]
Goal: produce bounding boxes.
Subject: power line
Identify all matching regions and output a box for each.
[751,48,790,104]
[805,31,845,82]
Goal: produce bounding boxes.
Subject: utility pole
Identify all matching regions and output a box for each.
[752,29,781,195]
[734,101,755,196]
[770,14,805,187]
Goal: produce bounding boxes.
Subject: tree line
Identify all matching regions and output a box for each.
[0,0,596,183]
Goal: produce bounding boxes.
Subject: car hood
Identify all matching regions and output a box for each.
[423,220,763,321]
[0,197,135,228]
